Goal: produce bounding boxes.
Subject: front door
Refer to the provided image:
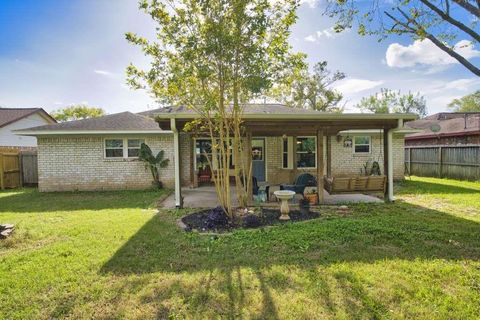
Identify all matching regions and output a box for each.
[252,138,266,182]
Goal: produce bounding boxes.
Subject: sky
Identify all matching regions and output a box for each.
[0,0,479,115]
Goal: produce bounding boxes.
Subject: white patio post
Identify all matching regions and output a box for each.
[387,128,394,202]
[170,118,183,208]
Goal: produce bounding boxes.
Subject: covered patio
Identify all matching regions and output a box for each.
[160,185,382,209]
[154,105,416,208]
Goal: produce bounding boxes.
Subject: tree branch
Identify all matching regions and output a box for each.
[420,0,480,42]
[385,8,480,76]
[451,0,480,17]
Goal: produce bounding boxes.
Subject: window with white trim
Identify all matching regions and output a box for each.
[296,136,316,168]
[127,139,144,157]
[353,136,371,154]
[104,138,145,158]
[105,139,124,158]
[282,137,293,169]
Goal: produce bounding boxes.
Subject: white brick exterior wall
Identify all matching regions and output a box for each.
[37,131,403,192]
[37,134,192,192]
[329,134,404,180]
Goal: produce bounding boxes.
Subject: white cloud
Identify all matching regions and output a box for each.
[304,27,346,43]
[333,78,384,94]
[94,69,112,76]
[386,39,480,69]
[300,0,318,8]
[304,35,317,42]
[443,78,480,91]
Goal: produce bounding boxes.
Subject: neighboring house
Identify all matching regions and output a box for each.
[0,107,56,149]
[405,112,480,146]
[15,104,416,205]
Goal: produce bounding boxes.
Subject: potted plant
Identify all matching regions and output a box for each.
[304,189,318,205]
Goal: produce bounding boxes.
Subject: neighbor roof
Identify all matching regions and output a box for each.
[0,107,56,128]
[406,113,480,140]
[15,112,164,135]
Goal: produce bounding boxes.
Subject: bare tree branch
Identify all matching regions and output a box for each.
[451,0,480,17]
[385,8,480,76]
[420,0,480,42]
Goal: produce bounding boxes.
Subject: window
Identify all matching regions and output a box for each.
[195,139,213,169]
[296,137,316,168]
[282,137,293,169]
[354,136,371,154]
[127,139,144,157]
[104,138,144,159]
[252,140,264,161]
[105,139,124,158]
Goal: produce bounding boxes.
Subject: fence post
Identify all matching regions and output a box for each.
[0,153,4,190]
[438,146,443,178]
[408,147,412,175]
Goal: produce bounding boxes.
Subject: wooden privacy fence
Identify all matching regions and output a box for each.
[21,152,38,185]
[405,145,480,181]
[0,150,38,189]
[0,152,21,189]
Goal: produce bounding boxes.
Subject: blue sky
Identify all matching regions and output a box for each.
[0,0,479,115]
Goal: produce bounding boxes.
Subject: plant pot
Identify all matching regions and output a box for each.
[304,193,318,205]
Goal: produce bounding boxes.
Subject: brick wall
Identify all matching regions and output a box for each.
[37,134,190,192]
[330,134,404,180]
[264,134,405,184]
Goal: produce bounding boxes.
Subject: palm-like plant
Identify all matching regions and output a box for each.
[138,143,169,188]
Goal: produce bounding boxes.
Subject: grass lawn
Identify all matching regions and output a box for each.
[1,177,480,319]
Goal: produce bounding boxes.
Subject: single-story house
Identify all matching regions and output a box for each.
[16,104,416,206]
[405,112,480,146]
[0,107,56,150]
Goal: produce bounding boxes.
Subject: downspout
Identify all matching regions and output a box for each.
[170,118,183,208]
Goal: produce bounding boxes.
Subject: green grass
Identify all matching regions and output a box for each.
[1,177,480,319]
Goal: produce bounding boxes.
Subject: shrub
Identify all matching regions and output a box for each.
[243,214,262,228]
[204,206,230,229]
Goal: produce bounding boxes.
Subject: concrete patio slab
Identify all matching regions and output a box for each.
[159,185,382,209]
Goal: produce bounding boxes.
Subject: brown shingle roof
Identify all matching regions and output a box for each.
[0,107,56,128]
[406,113,480,140]
[17,112,161,132]
[137,103,324,117]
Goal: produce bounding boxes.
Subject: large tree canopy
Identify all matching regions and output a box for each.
[126,0,302,214]
[448,90,480,112]
[325,0,480,76]
[357,88,427,117]
[270,61,345,112]
[52,105,105,122]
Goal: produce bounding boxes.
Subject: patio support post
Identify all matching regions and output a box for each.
[246,131,253,205]
[387,128,394,202]
[171,118,183,208]
[384,127,394,202]
[326,134,332,177]
[316,129,324,204]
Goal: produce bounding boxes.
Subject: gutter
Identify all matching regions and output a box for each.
[156,112,418,121]
[14,129,171,136]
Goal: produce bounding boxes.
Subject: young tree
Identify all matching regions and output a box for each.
[52,105,105,122]
[325,0,480,76]
[126,0,302,217]
[271,61,346,112]
[448,90,480,112]
[357,88,427,117]
[138,143,170,188]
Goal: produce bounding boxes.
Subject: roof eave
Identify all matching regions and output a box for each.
[14,129,170,136]
[156,113,418,121]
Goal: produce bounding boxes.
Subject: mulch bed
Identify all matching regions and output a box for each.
[181,208,320,233]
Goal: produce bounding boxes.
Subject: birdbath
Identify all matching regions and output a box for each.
[274,190,296,220]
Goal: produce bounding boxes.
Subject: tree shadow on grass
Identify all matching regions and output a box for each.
[0,188,167,213]
[99,201,480,318]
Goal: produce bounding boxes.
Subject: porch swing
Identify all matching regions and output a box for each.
[324,133,387,195]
